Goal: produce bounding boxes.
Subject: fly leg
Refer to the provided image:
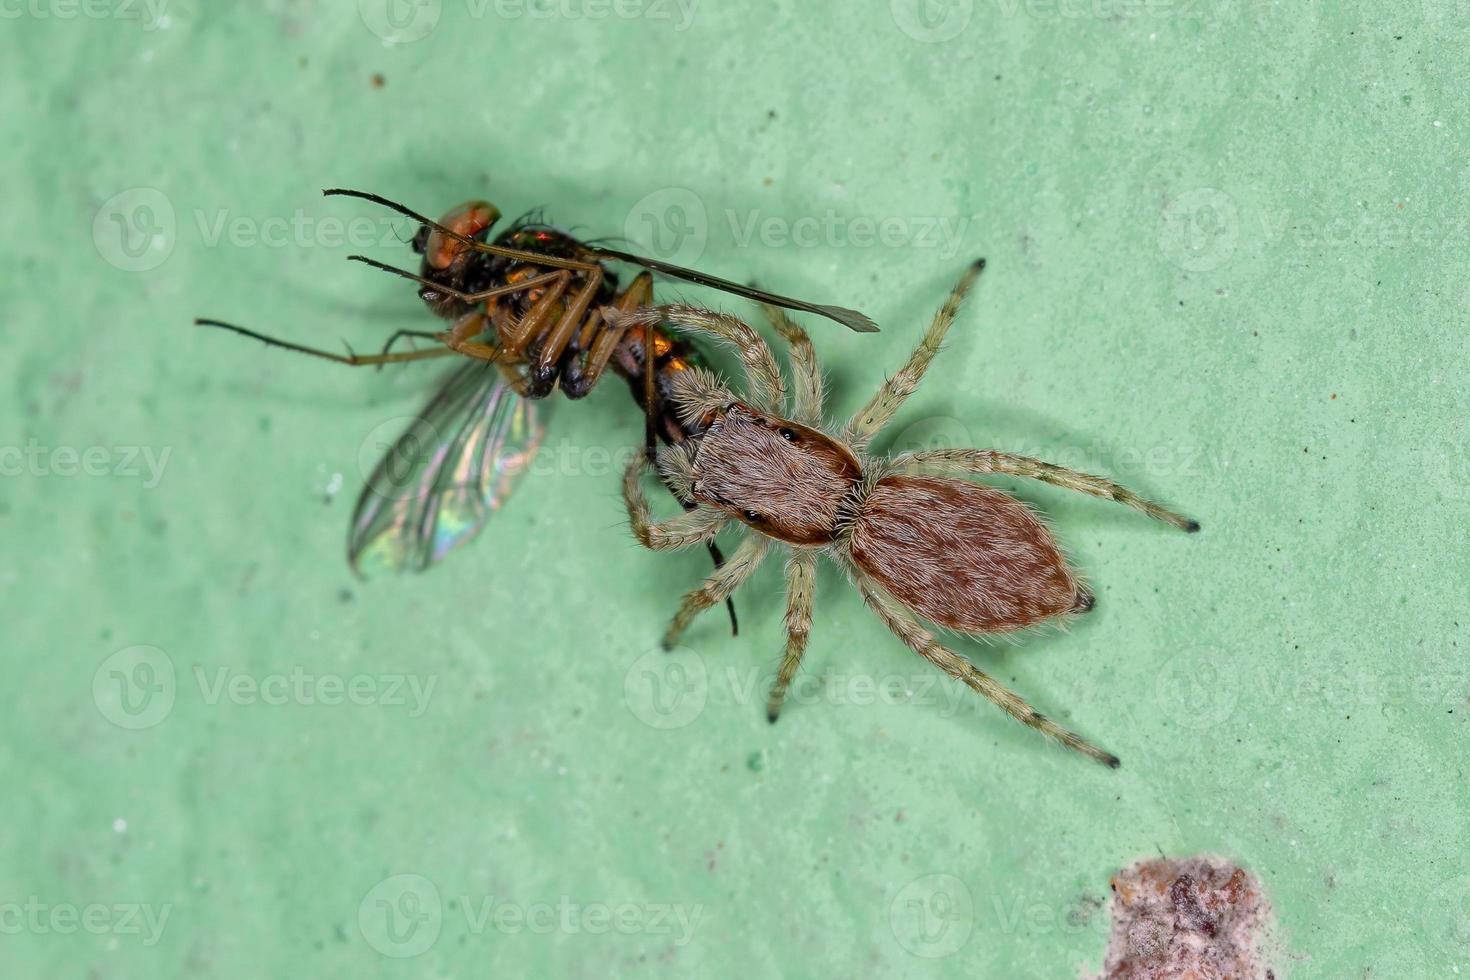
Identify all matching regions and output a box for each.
[560,272,654,400]
[193,319,459,367]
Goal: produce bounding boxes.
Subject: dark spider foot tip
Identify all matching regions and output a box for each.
[1105,755,1121,769]
[1185,520,1201,533]
[766,711,780,725]
[972,257,987,271]
[1073,589,1096,614]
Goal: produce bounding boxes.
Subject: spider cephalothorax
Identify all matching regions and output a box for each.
[605,260,1198,768]
[684,404,861,546]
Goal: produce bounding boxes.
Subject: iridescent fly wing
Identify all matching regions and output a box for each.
[349,362,545,575]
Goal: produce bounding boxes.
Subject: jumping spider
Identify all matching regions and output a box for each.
[604,260,1198,767]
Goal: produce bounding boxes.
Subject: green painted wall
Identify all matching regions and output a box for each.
[3,1,1465,975]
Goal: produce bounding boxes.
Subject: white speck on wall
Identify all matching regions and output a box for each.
[113,818,127,833]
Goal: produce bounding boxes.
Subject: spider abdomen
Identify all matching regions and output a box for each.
[849,476,1085,634]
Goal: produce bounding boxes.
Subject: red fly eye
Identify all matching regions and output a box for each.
[425,231,463,270]
[447,202,496,238]
[426,201,498,270]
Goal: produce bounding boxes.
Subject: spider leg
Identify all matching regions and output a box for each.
[888,449,1199,532]
[767,548,816,722]
[603,304,785,414]
[623,455,729,549]
[662,534,770,650]
[850,567,1120,768]
[649,444,740,636]
[843,259,985,451]
[761,304,823,426]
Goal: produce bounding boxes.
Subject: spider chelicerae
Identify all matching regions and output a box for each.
[605,260,1197,767]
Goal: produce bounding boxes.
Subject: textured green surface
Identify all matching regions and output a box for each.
[4,2,1467,977]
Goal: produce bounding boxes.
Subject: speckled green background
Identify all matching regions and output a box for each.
[3,1,1467,977]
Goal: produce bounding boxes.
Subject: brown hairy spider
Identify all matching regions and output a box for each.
[603,260,1198,767]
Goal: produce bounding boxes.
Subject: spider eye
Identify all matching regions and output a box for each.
[742,509,762,523]
[778,427,797,441]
